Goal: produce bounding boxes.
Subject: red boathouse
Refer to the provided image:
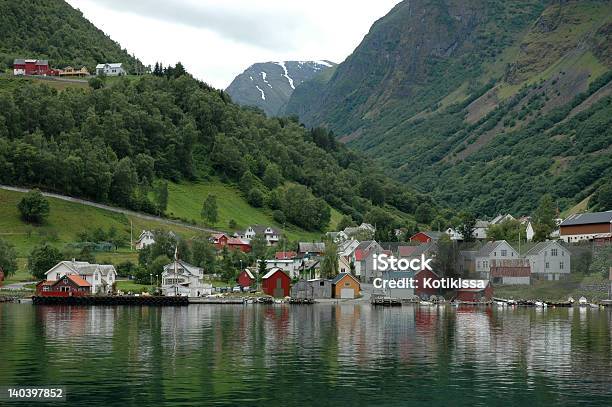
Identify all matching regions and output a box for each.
[455,280,493,302]
[261,268,291,297]
[237,268,256,288]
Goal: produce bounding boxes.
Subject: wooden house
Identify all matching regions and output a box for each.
[36,274,91,297]
[262,268,291,297]
[456,280,493,302]
[331,273,361,299]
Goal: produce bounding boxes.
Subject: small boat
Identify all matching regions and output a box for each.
[495,301,506,306]
[589,303,599,309]
[535,301,547,308]
[419,301,433,306]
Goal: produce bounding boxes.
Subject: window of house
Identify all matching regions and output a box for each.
[560,262,564,270]
[551,249,558,256]
[545,262,550,269]
[344,282,351,287]
[501,250,507,257]
[320,281,324,286]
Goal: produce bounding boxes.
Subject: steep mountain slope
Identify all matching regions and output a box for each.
[0,0,437,239]
[0,0,143,72]
[226,60,336,116]
[286,0,612,216]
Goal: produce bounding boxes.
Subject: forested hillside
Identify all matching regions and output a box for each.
[0,0,143,72]
[0,73,435,235]
[286,0,612,216]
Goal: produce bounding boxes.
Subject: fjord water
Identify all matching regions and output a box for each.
[1,304,611,406]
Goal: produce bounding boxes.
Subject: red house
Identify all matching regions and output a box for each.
[0,267,4,287]
[237,268,256,288]
[409,231,444,243]
[275,251,297,260]
[209,233,251,253]
[35,275,91,297]
[414,269,441,298]
[13,59,51,76]
[261,268,291,297]
[456,280,493,302]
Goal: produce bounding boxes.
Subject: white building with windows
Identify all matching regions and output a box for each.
[525,241,571,281]
[236,225,281,246]
[475,240,519,279]
[44,261,117,294]
[95,63,126,76]
[161,260,212,297]
[135,230,155,250]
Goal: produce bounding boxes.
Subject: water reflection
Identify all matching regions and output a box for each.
[0,303,611,406]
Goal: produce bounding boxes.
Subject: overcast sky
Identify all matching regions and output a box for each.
[66,0,401,89]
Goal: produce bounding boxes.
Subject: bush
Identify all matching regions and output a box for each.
[272,210,286,224]
[18,190,50,224]
[247,188,265,207]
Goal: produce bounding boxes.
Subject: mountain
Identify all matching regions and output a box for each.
[0,1,436,238]
[0,0,144,72]
[226,60,336,116]
[286,0,612,216]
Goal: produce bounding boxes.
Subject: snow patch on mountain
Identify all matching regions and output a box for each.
[261,72,272,88]
[255,85,265,100]
[276,61,295,90]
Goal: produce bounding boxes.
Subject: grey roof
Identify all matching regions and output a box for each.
[35,60,48,65]
[410,242,438,257]
[13,59,25,65]
[476,241,504,257]
[475,220,490,228]
[248,225,280,235]
[524,240,568,256]
[420,231,445,239]
[298,242,325,253]
[560,211,612,226]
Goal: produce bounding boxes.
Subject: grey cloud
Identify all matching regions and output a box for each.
[90,0,303,50]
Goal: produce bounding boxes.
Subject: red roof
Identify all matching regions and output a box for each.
[227,237,249,246]
[275,251,297,260]
[398,246,418,257]
[65,275,91,287]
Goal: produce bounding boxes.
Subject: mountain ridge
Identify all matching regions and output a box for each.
[226,60,336,116]
[286,0,612,216]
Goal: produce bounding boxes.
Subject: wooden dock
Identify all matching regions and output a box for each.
[371,297,402,306]
[32,295,189,306]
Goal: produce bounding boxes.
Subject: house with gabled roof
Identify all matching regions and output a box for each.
[161,259,211,297]
[331,273,361,299]
[36,274,91,297]
[45,261,117,294]
[410,231,444,243]
[560,211,612,243]
[135,230,155,250]
[297,242,326,255]
[96,62,126,76]
[525,240,571,281]
[236,225,281,246]
[353,240,386,283]
[474,240,519,279]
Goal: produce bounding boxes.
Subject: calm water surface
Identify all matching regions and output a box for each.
[0,303,611,406]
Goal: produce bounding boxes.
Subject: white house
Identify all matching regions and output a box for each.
[475,240,520,279]
[45,261,117,294]
[264,258,302,278]
[326,231,348,243]
[236,225,281,246]
[95,63,126,76]
[525,241,571,281]
[337,240,360,274]
[474,220,490,239]
[343,223,375,239]
[445,227,463,241]
[135,230,155,250]
[161,260,211,297]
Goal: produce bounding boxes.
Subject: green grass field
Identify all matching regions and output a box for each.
[495,273,610,302]
[166,180,341,241]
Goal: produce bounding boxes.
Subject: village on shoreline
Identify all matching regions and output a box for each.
[2,209,611,308]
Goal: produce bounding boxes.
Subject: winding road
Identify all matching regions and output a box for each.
[0,185,222,234]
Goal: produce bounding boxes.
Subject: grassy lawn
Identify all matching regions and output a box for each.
[167,180,341,242]
[495,273,611,302]
[115,280,154,294]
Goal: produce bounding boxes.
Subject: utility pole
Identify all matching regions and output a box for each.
[130,219,133,251]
